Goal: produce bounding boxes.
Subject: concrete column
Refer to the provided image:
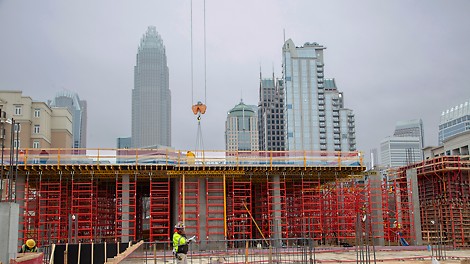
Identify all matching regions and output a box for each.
[121,174,130,243]
[407,168,423,246]
[0,202,19,264]
[171,177,180,229]
[15,173,25,244]
[369,172,385,246]
[198,177,207,250]
[271,174,283,247]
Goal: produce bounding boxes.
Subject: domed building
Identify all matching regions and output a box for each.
[225,100,259,152]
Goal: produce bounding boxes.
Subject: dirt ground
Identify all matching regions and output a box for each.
[125,248,470,264]
[312,248,470,263]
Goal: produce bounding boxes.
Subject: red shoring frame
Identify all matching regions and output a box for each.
[252,179,268,239]
[95,183,116,242]
[336,179,361,243]
[205,178,225,240]
[71,177,96,243]
[226,177,252,241]
[178,176,200,239]
[38,175,62,245]
[18,173,39,246]
[285,179,302,239]
[149,178,170,241]
[301,178,322,241]
[321,181,339,245]
[115,174,137,242]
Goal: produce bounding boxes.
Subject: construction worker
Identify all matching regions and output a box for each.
[172,222,195,264]
[19,239,38,253]
[186,151,195,165]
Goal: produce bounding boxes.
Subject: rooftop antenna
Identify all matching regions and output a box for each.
[283,28,286,44]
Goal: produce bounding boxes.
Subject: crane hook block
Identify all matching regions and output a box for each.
[192,101,207,115]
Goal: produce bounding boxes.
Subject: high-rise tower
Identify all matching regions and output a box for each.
[439,100,470,145]
[225,101,259,152]
[380,119,424,168]
[49,91,87,148]
[393,119,425,149]
[132,26,171,148]
[282,39,356,152]
[258,74,285,151]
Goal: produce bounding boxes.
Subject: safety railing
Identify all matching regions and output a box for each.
[1,148,364,168]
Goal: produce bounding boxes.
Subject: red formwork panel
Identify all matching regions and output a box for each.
[149,178,170,241]
[115,175,137,242]
[205,178,225,240]
[226,177,252,240]
[411,157,470,248]
[71,177,96,243]
[178,176,200,239]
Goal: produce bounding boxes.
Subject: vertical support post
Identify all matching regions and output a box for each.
[0,203,19,264]
[369,170,384,246]
[407,168,423,246]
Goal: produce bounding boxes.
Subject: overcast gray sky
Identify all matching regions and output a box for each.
[1,0,469,161]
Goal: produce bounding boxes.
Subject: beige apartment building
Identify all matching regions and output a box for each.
[0,90,72,150]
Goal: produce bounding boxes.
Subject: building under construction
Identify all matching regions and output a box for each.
[1,149,469,249]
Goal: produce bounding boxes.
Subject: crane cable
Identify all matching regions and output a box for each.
[190,0,207,160]
[190,0,207,108]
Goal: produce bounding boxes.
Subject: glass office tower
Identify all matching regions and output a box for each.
[439,100,470,145]
[49,91,87,148]
[282,39,356,152]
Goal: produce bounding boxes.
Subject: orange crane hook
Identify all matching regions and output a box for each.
[192,101,207,121]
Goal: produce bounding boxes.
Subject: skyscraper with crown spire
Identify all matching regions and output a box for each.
[132,26,171,148]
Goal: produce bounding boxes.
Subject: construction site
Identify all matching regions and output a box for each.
[1,149,470,263]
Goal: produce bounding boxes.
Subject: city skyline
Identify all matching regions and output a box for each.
[0,1,469,159]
